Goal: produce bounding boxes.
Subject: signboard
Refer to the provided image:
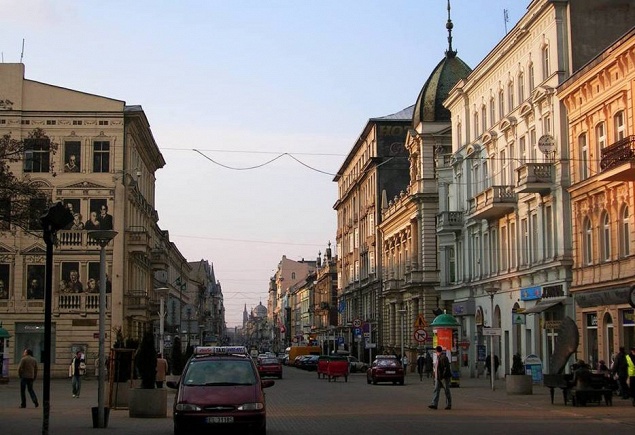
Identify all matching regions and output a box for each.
[524,354,543,384]
[512,313,525,325]
[414,314,427,328]
[413,329,427,343]
[482,328,502,336]
[353,318,362,328]
[477,344,486,362]
[544,320,562,329]
[365,342,377,349]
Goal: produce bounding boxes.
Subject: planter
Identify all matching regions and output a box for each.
[109,381,130,408]
[128,388,168,418]
[506,374,533,395]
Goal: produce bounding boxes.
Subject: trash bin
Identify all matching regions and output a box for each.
[91,407,110,428]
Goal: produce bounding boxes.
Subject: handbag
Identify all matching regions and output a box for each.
[79,361,86,375]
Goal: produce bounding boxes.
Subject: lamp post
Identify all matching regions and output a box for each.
[398,309,407,367]
[155,287,169,357]
[87,230,117,429]
[485,287,499,392]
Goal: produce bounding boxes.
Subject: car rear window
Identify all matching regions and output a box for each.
[260,358,279,365]
[377,359,399,368]
[184,359,257,386]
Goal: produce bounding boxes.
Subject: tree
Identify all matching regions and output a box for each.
[0,129,58,232]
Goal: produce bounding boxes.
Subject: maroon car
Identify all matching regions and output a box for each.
[366,355,405,385]
[257,357,283,379]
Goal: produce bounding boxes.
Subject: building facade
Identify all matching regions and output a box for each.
[559,27,635,367]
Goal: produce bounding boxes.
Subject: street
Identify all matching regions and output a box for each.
[0,367,634,434]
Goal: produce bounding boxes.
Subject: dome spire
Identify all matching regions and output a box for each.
[445,0,457,58]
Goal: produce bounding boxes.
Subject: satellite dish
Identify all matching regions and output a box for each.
[538,134,555,155]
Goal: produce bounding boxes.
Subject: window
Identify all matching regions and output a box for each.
[510,221,517,269]
[481,106,487,133]
[368,213,374,236]
[519,136,527,164]
[518,73,525,102]
[531,213,539,263]
[498,89,505,118]
[72,120,83,126]
[489,98,495,127]
[521,218,529,266]
[528,63,535,91]
[0,197,10,230]
[501,226,508,270]
[579,133,588,180]
[500,149,507,185]
[620,206,630,257]
[614,111,625,141]
[529,128,537,162]
[583,217,593,265]
[369,250,375,274]
[23,137,51,173]
[28,198,48,231]
[354,228,359,249]
[474,112,479,139]
[457,122,462,146]
[507,81,514,110]
[354,260,359,281]
[596,122,606,169]
[93,140,110,173]
[542,45,550,80]
[543,115,551,135]
[601,212,611,262]
[448,247,456,282]
[545,205,553,258]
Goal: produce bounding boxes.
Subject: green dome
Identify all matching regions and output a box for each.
[412,52,471,125]
[431,313,460,327]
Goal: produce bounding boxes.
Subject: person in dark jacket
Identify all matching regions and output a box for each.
[69,351,86,398]
[428,346,452,410]
[612,347,629,399]
[18,349,38,408]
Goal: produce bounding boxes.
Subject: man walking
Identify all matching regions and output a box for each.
[612,346,629,399]
[18,348,38,408]
[69,350,86,398]
[429,346,452,410]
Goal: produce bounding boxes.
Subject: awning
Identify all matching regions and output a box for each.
[522,297,567,314]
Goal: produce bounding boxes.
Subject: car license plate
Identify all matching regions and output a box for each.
[206,417,234,424]
[386,370,395,374]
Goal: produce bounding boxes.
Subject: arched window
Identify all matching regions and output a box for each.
[481,105,487,133]
[489,98,495,127]
[595,122,606,171]
[619,205,630,257]
[583,217,593,265]
[518,73,525,103]
[507,81,514,110]
[498,89,505,118]
[542,45,550,80]
[474,112,479,139]
[528,63,535,91]
[600,211,611,262]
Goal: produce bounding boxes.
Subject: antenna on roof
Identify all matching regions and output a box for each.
[504,9,509,34]
[445,0,457,58]
[20,39,25,63]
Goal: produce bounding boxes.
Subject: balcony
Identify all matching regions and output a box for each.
[125,227,150,254]
[515,163,553,194]
[57,293,108,314]
[125,290,150,318]
[467,185,516,220]
[151,249,168,271]
[599,135,635,181]
[57,231,103,249]
[436,211,463,233]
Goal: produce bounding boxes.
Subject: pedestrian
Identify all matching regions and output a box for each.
[417,353,425,381]
[156,353,168,388]
[428,346,452,410]
[611,346,629,399]
[424,351,434,379]
[402,354,409,375]
[69,350,86,398]
[18,348,38,408]
[627,346,635,406]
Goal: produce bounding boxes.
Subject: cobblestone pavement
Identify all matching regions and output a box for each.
[0,368,633,434]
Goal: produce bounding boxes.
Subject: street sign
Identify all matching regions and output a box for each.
[482,328,502,336]
[414,313,427,328]
[353,318,362,328]
[513,314,525,325]
[413,329,427,343]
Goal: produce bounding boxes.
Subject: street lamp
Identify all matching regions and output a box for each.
[87,230,117,429]
[485,287,499,392]
[155,287,169,357]
[398,309,407,367]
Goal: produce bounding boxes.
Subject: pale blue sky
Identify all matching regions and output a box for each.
[1,1,526,327]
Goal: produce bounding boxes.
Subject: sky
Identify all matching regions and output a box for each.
[0,0,527,327]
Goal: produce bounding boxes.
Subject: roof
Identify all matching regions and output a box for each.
[412,52,472,125]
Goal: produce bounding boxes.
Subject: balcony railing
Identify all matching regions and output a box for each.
[436,211,463,233]
[126,227,151,253]
[468,185,516,220]
[599,135,635,181]
[57,293,108,313]
[515,163,553,194]
[57,231,103,248]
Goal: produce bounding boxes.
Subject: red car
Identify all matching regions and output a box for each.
[366,355,405,385]
[257,357,283,379]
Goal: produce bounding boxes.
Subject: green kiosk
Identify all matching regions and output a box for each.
[430,312,460,387]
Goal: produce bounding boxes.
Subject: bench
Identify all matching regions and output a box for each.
[568,374,613,406]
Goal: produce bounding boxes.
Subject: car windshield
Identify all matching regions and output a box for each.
[184,359,257,386]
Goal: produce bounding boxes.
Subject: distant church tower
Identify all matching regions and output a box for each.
[243,304,248,328]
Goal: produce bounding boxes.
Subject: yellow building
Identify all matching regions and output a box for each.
[559,27,635,365]
[0,64,207,378]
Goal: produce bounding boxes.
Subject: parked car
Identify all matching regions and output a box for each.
[366,355,404,385]
[298,355,319,371]
[257,357,283,379]
[168,345,275,435]
[346,355,368,373]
